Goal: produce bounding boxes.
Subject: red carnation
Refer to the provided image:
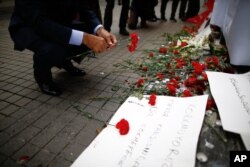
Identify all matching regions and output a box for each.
[149,52,154,58]
[159,47,167,54]
[181,42,188,47]
[206,98,215,110]
[148,93,157,106]
[156,73,163,80]
[116,119,129,135]
[128,43,136,52]
[142,66,148,71]
[167,84,176,95]
[173,50,179,55]
[136,78,144,87]
[130,32,139,45]
[182,89,193,97]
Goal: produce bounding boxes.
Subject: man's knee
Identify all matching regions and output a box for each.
[29,40,67,67]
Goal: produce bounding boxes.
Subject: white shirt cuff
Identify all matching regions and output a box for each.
[69,29,84,46]
[94,25,103,35]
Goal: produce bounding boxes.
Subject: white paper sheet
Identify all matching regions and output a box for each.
[71,95,208,167]
[207,71,250,150]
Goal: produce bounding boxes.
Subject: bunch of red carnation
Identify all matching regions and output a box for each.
[128,32,139,52]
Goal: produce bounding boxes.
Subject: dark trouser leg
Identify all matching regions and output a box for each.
[119,0,130,30]
[170,0,180,19]
[104,0,115,31]
[186,0,200,19]
[160,0,169,19]
[179,0,188,18]
[27,39,67,84]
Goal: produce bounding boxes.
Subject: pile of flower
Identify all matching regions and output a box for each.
[116,26,235,109]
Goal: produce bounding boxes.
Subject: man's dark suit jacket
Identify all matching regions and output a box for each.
[9,0,101,51]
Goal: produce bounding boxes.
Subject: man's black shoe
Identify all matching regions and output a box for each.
[119,29,129,36]
[170,18,177,22]
[38,82,62,96]
[160,17,167,22]
[63,61,86,76]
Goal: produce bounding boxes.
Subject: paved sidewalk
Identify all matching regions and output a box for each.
[0,0,186,166]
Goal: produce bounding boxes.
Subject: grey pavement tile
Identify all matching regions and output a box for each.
[12,143,40,162]
[15,97,32,107]
[0,138,25,156]
[24,100,42,111]
[57,115,88,140]
[0,91,13,100]
[99,77,114,85]
[74,120,104,146]
[20,104,50,124]
[0,116,17,131]
[55,99,72,111]
[95,108,114,123]
[11,108,32,120]
[1,82,16,91]
[92,82,109,91]
[25,90,41,99]
[0,153,7,164]
[77,95,92,105]
[0,104,19,116]
[5,120,29,137]
[0,131,11,146]
[88,98,107,108]
[0,158,20,167]
[19,80,34,88]
[0,100,10,110]
[78,105,99,115]
[16,125,41,143]
[36,93,52,103]
[48,156,72,167]
[8,86,24,94]
[30,110,77,147]
[21,74,33,80]
[45,96,64,106]
[33,107,65,129]
[5,94,22,104]
[26,149,56,167]
[44,135,70,155]
[0,74,12,81]
[27,83,39,90]
[16,88,33,97]
[102,101,121,112]
[60,142,87,162]
[30,126,60,148]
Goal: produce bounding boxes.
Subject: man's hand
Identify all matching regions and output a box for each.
[96,27,117,49]
[82,33,108,53]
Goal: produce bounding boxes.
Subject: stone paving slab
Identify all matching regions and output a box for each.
[0,0,188,166]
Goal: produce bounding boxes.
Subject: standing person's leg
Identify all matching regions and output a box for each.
[119,0,130,35]
[104,0,115,32]
[160,0,169,21]
[185,0,200,19]
[170,0,180,22]
[179,0,188,20]
[128,0,139,29]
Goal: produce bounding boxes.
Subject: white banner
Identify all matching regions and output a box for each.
[71,95,208,167]
[207,71,250,150]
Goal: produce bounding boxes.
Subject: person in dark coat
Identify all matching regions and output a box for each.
[8,0,117,96]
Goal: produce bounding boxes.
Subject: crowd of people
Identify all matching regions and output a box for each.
[102,0,201,32]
